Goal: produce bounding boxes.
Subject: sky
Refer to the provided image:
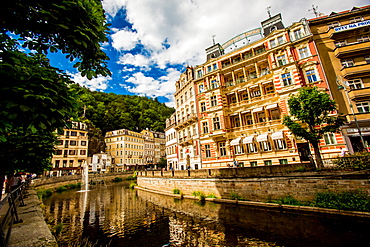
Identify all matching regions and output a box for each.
[49,0,369,107]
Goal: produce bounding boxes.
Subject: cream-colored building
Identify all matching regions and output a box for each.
[308,5,370,153]
[165,113,178,170]
[105,129,144,171]
[49,121,89,176]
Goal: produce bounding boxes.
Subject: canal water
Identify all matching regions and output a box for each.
[42,181,370,247]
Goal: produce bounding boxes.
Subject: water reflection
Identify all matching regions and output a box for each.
[43,182,370,247]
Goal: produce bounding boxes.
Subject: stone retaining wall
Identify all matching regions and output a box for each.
[137,165,370,202]
[33,172,134,189]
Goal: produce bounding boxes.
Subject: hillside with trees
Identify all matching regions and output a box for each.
[72,84,175,135]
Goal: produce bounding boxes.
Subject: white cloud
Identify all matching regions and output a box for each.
[68,72,112,91]
[120,68,181,106]
[117,53,151,67]
[111,28,139,51]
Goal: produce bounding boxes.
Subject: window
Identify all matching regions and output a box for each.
[62,160,67,168]
[240,91,249,101]
[250,88,261,98]
[68,150,76,155]
[244,113,253,125]
[199,84,204,93]
[293,29,302,40]
[230,115,240,127]
[328,22,340,28]
[358,36,369,43]
[200,102,206,112]
[69,160,74,167]
[335,40,346,47]
[341,59,354,68]
[71,131,77,136]
[205,144,211,158]
[176,99,179,107]
[260,141,272,151]
[219,142,227,156]
[228,94,237,104]
[213,64,218,70]
[306,69,318,83]
[270,39,276,48]
[197,70,202,78]
[256,112,265,123]
[365,56,370,64]
[250,161,258,166]
[202,122,209,134]
[356,102,370,113]
[347,79,364,89]
[184,92,188,101]
[81,141,87,146]
[210,80,219,89]
[189,89,193,97]
[58,140,63,145]
[70,140,77,146]
[274,139,287,150]
[207,65,212,73]
[277,55,287,66]
[264,160,272,166]
[270,109,280,120]
[55,160,60,168]
[282,72,293,86]
[55,150,62,155]
[234,145,244,155]
[210,96,217,107]
[350,16,362,23]
[80,150,86,155]
[180,96,183,104]
[213,117,220,130]
[277,36,284,44]
[247,143,257,153]
[279,159,288,164]
[323,133,336,145]
[299,47,310,59]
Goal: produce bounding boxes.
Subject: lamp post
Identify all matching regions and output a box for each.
[337,78,368,152]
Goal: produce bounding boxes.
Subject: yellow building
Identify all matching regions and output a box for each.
[105,129,144,171]
[50,121,89,176]
[308,5,370,153]
[141,129,166,169]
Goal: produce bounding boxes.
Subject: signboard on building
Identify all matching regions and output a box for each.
[334,20,370,32]
[221,28,262,50]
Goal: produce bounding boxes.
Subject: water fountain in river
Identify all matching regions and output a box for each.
[78,161,89,192]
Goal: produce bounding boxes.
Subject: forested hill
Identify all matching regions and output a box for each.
[73,85,175,134]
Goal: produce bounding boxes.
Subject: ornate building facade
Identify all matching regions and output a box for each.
[50,121,89,176]
[308,5,370,153]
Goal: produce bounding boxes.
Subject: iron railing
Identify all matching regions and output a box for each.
[0,178,30,247]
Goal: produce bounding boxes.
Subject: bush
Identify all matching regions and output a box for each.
[173,188,181,194]
[129,182,137,189]
[36,188,53,199]
[207,193,218,199]
[66,183,78,189]
[274,195,305,206]
[312,190,370,212]
[230,192,244,201]
[192,191,206,202]
[55,186,67,193]
[113,177,123,182]
[333,152,370,170]
[125,176,136,180]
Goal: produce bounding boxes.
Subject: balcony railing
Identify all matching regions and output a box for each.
[341,63,370,78]
[334,41,370,59]
[347,87,370,101]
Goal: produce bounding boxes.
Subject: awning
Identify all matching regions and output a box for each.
[240,110,251,114]
[257,133,268,142]
[242,135,255,144]
[230,137,241,146]
[266,103,278,110]
[271,131,284,140]
[252,107,264,113]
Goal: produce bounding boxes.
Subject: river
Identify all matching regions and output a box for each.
[42,181,370,247]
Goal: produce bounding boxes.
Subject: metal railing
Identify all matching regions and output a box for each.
[0,179,31,247]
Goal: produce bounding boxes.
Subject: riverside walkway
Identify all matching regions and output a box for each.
[7,186,57,247]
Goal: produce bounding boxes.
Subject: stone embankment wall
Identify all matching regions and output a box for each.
[33,172,134,189]
[137,164,370,202]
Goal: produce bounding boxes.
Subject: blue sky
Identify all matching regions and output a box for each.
[48,0,369,107]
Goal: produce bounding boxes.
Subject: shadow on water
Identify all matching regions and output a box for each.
[42,182,370,247]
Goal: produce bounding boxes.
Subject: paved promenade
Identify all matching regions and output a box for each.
[8,187,57,247]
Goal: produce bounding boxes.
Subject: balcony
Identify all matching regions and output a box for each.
[341,63,370,79]
[334,41,370,59]
[178,136,194,146]
[346,112,370,122]
[174,113,197,129]
[348,87,370,101]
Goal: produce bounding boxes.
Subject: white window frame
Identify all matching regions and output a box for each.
[323,133,336,145]
[210,95,217,107]
[347,79,364,89]
[219,142,227,156]
[357,36,369,43]
[335,40,346,47]
[341,59,354,68]
[234,144,244,155]
[328,21,340,29]
[356,102,370,113]
[259,141,272,151]
[299,47,310,59]
[349,16,363,23]
[306,69,318,83]
[277,55,287,66]
[282,72,293,86]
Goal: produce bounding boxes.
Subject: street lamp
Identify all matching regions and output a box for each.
[337,77,368,152]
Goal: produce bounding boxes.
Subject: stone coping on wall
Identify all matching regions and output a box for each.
[136,185,370,218]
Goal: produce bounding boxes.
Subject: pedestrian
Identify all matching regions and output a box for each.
[10,174,21,192]
[340,147,346,157]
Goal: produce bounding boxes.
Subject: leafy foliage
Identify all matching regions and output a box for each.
[313,190,370,212]
[283,87,345,168]
[333,152,370,170]
[72,84,175,134]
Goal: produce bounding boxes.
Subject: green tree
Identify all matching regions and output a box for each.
[0,0,110,197]
[283,87,345,169]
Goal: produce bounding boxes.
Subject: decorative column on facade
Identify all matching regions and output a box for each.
[254,62,260,78]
